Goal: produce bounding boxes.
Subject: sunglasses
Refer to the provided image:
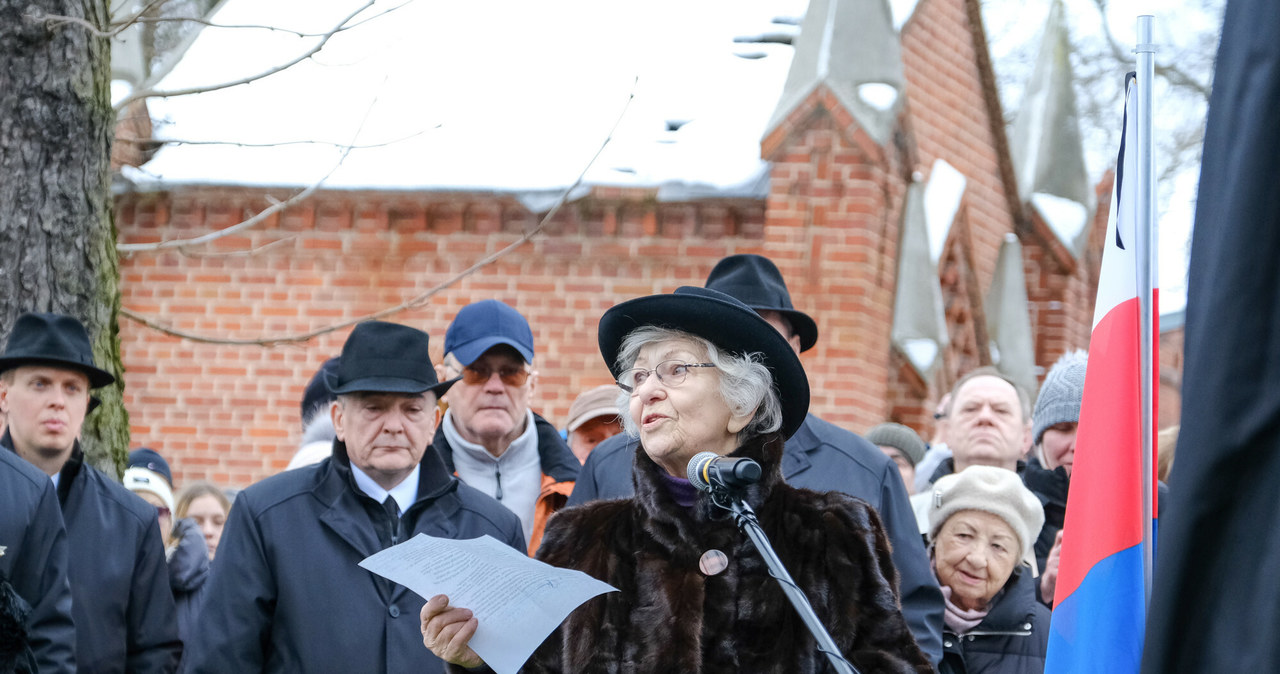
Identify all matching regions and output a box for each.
[460,364,530,387]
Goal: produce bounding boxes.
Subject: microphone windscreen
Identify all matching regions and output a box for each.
[687,451,719,491]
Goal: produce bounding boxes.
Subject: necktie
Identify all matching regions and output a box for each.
[382,496,403,547]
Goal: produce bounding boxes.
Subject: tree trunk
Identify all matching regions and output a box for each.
[0,0,128,475]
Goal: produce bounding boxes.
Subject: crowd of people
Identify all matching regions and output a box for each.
[0,253,1175,673]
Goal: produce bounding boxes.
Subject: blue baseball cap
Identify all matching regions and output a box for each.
[444,300,535,366]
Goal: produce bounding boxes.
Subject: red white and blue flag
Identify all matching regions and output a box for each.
[1044,75,1159,674]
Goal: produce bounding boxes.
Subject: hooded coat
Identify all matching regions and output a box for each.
[165,517,209,648]
[184,437,525,674]
[521,432,933,673]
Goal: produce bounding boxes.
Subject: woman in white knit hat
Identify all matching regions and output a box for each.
[928,465,1049,674]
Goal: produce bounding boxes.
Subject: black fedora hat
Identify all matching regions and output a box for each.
[598,286,810,439]
[0,312,115,388]
[704,254,819,353]
[328,321,456,397]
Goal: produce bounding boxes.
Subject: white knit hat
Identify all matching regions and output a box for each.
[123,467,175,514]
[927,466,1045,575]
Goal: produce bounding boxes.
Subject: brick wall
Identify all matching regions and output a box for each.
[116,187,776,487]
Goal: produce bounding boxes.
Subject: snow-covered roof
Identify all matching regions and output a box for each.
[129,0,808,195]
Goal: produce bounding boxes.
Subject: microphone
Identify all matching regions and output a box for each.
[687,451,762,492]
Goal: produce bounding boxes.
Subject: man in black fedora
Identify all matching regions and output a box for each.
[186,321,524,674]
[569,254,945,665]
[0,311,182,672]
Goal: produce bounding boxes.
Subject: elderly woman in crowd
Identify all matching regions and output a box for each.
[422,286,931,672]
[927,466,1049,673]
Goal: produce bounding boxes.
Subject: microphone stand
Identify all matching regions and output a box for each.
[708,488,861,674]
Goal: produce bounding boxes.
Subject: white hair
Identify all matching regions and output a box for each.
[613,326,782,442]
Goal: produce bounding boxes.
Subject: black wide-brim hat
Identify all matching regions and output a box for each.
[598,286,810,439]
[327,321,457,397]
[704,254,819,353]
[0,312,115,389]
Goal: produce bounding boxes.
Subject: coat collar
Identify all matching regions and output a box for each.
[971,566,1039,634]
[317,436,461,558]
[432,411,580,483]
[1,430,82,506]
[327,436,456,506]
[630,431,787,566]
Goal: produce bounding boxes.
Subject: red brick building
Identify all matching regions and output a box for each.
[113,0,1178,488]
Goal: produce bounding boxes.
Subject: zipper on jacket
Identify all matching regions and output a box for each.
[494,465,503,500]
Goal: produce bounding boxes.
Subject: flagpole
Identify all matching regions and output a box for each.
[1134,14,1157,609]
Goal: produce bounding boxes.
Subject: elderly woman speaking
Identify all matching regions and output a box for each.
[422,286,931,673]
[927,466,1049,673]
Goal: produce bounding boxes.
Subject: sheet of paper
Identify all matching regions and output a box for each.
[360,533,617,674]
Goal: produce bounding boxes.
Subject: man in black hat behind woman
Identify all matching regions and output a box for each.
[185,321,524,674]
[0,312,182,671]
[569,254,945,664]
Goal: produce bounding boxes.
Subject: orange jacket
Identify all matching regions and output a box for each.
[528,473,575,556]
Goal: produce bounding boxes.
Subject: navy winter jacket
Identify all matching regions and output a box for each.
[0,446,75,672]
[184,438,525,674]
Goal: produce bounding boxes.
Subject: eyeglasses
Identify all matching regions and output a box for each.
[617,360,716,394]
[461,364,530,387]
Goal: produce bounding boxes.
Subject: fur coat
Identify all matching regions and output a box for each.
[525,432,932,673]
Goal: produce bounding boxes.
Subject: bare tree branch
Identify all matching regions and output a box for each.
[120,78,640,346]
[116,170,333,254]
[118,69,400,255]
[124,13,394,38]
[174,235,297,258]
[115,128,433,151]
[1089,0,1211,99]
[113,0,403,111]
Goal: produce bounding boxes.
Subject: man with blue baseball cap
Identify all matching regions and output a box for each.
[433,300,578,555]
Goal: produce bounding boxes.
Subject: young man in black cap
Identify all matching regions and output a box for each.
[569,254,946,665]
[0,312,182,672]
[185,321,524,674]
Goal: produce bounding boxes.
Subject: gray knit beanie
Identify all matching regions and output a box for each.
[927,466,1045,575]
[866,422,927,466]
[1032,350,1088,445]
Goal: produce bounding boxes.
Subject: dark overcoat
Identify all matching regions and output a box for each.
[568,413,944,663]
[524,432,933,673]
[184,438,525,674]
[0,446,75,672]
[51,442,182,673]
